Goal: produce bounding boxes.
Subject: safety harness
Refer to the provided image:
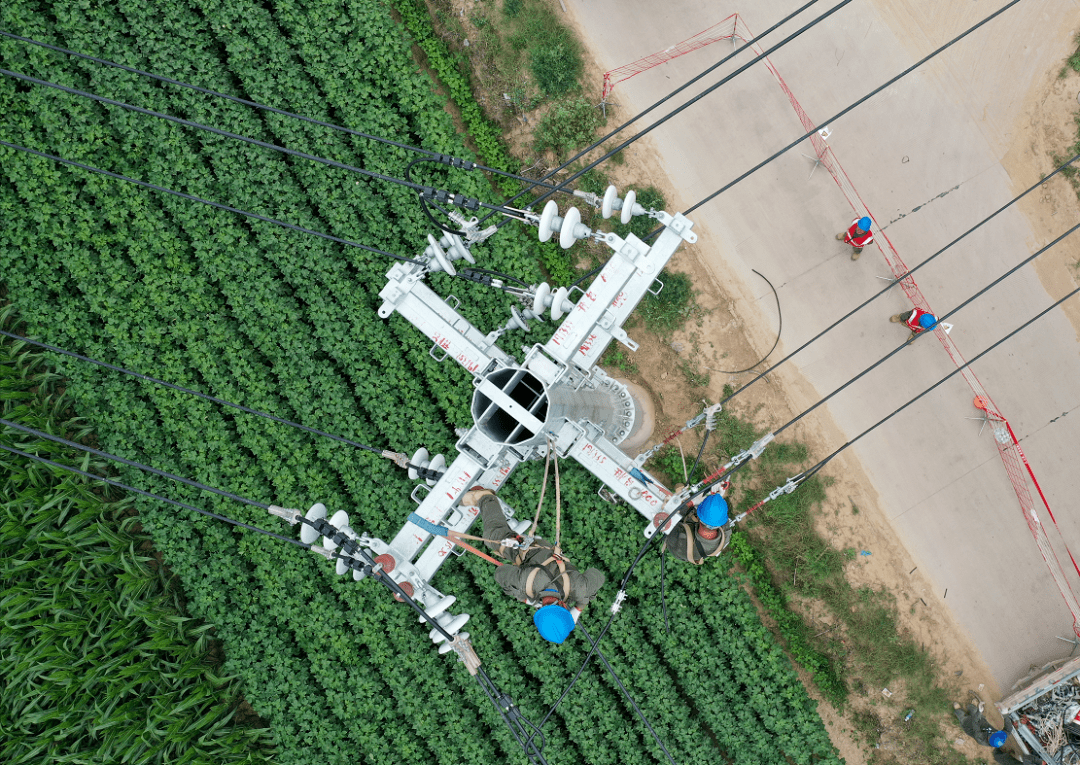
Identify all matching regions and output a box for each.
[678,516,731,565]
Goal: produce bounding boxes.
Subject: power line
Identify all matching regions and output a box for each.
[0,28,569,194]
[683,221,1080,503]
[577,624,680,765]
[776,218,1080,437]
[480,0,853,227]
[0,440,305,548]
[0,139,424,265]
[0,328,397,456]
[1,416,271,511]
[480,0,831,223]
[659,0,1024,238]
[0,68,523,218]
[0,434,549,764]
[793,284,1080,487]
[720,151,1080,406]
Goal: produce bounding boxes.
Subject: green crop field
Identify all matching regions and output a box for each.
[0,1,842,763]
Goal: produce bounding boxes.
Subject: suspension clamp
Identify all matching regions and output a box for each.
[748,432,775,460]
[767,474,803,502]
[449,634,482,676]
[267,505,302,525]
[309,544,334,560]
[610,589,628,614]
[381,450,410,469]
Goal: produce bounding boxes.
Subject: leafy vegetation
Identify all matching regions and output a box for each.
[639,268,696,335]
[533,95,605,157]
[0,307,276,765]
[0,1,844,764]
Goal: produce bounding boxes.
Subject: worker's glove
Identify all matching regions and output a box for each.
[570,607,582,623]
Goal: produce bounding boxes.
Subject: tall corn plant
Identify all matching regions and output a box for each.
[0,304,276,765]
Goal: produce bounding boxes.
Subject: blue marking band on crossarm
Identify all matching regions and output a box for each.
[408,512,448,537]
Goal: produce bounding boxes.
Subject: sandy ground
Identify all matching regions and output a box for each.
[543,0,1080,762]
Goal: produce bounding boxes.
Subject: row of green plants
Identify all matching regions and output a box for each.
[390,0,520,187]
[729,532,848,706]
[0,307,276,765]
[0,0,842,763]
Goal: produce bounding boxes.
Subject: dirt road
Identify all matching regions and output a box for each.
[561,0,1080,714]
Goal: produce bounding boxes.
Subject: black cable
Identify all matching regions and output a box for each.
[479,0,831,225]
[793,284,1080,486]
[686,430,710,485]
[460,267,530,288]
[660,548,670,635]
[0,29,571,194]
[577,624,681,765]
[720,151,1080,406]
[0,139,424,265]
[686,224,1080,504]
[776,216,1080,436]
[0,329,395,455]
[523,531,663,751]
[0,441,307,548]
[1,417,268,511]
[0,68,520,218]
[650,0,1024,240]
[4,419,547,763]
[571,264,604,290]
[715,269,781,374]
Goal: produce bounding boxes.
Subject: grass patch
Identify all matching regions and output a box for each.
[637,268,694,335]
[599,344,639,375]
[442,0,587,126]
[533,96,604,156]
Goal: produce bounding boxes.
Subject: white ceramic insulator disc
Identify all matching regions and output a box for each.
[426,453,446,486]
[336,556,350,576]
[444,613,470,637]
[427,233,456,276]
[602,185,618,219]
[447,234,475,264]
[421,595,457,623]
[532,282,551,315]
[621,190,637,224]
[550,287,571,321]
[538,200,559,243]
[408,447,429,480]
[559,207,581,250]
[300,502,327,544]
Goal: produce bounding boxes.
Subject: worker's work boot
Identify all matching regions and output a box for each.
[905,332,918,345]
[890,313,906,323]
[836,232,846,241]
[460,486,495,507]
[851,247,862,261]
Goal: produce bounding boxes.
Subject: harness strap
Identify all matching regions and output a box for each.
[524,567,543,600]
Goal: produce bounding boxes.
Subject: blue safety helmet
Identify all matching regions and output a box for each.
[918,313,938,329]
[534,603,576,644]
[697,493,729,527]
[857,216,872,231]
[988,730,1007,748]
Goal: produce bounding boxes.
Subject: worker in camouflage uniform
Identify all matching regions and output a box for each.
[953,695,1007,749]
[462,488,604,644]
[664,481,732,564]
[993,747,1043,765]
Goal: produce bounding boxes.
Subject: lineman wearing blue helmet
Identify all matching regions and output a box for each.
[664,481,732,564]
[953,696,1008,749]
[462,488,604,644]
[838,215,875,260]
[890,307,938,344]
